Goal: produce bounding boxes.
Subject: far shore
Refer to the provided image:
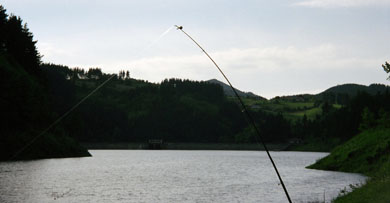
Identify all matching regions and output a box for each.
[81,142,293,151]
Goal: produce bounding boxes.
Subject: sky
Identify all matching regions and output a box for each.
[2,0,390,98]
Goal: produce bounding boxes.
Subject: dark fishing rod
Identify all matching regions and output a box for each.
[175,25,292,203]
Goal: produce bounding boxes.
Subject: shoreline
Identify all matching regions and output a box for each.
[81,142,292,151]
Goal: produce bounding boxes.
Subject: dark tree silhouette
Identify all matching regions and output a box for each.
[87,68,103,79]
[126,70,130,79]
[4,15,41,74]
[382,61,390,80]
[0,6,7,51]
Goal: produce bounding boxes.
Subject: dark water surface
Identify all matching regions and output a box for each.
[0,150,366,203]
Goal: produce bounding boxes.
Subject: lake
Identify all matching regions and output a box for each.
[0,150,366,203]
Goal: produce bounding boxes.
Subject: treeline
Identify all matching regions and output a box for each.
[0,6,40,75]
[0,6,89,161]
[38,61,390,150]
[41,63,292,144]
[319,83,390,105]
[291,91,390,150]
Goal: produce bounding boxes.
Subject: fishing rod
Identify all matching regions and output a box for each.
[175,25,292,203]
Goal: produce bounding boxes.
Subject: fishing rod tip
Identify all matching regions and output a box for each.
[175,25,183,30]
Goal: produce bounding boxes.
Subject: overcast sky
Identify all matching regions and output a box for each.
[2,0,390,98]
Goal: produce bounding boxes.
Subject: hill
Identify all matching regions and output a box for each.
[317,83,390,105]
[237,83,390,123]
[321,83,390,96]
[270,83,390,105]
[39,65,293,145]
[206,79,267,100]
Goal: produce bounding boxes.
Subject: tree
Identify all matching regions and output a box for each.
[382,61,390,80]
[126,70,130,79]
[4,15,41,73]
[0,5,8,51]
[358,107,376,131]
[118,70,126,80]
[87,68,102,79]
[321,101,331,114]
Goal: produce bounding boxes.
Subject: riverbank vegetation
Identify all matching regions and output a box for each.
[308,128,390,202]
[306,62,390,202]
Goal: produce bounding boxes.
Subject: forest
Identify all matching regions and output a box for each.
[39,63,292,144]
[39,60,390,150]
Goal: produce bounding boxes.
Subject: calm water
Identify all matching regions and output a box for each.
[0,150,366,203]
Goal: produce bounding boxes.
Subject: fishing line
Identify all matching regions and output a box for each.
[9,74,116,161]
[175,25,292,203]
[135,26,174,59]
[9,26,175,161]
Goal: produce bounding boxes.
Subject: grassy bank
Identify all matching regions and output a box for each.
[308,128,390,202]
[82,142,290,151]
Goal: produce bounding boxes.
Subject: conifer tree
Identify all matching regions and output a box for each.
[126,70,130,79]
[0,6,8,51]
[382,61,390,80]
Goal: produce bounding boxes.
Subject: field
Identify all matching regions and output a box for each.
[238,97,321,121]
[238,96,345,122]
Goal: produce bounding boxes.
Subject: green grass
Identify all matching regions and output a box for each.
[283,101,314,109]
[240,97,322,121]
[333,104,343,109]
[286,107,322,120]
[308,128,390,202]
[334,174,390,203]
[308,128,390,175]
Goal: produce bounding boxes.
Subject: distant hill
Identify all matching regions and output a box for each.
[272,83,390,103]
[315,83,390,104]
[206,79,267,100]
[320,83,390,96]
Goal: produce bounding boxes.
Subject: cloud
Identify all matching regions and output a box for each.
[107,44,380,84]
[292,0,390,8]
[208,44,377,73]
[38,42,69,59]
[39,42,386,98]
